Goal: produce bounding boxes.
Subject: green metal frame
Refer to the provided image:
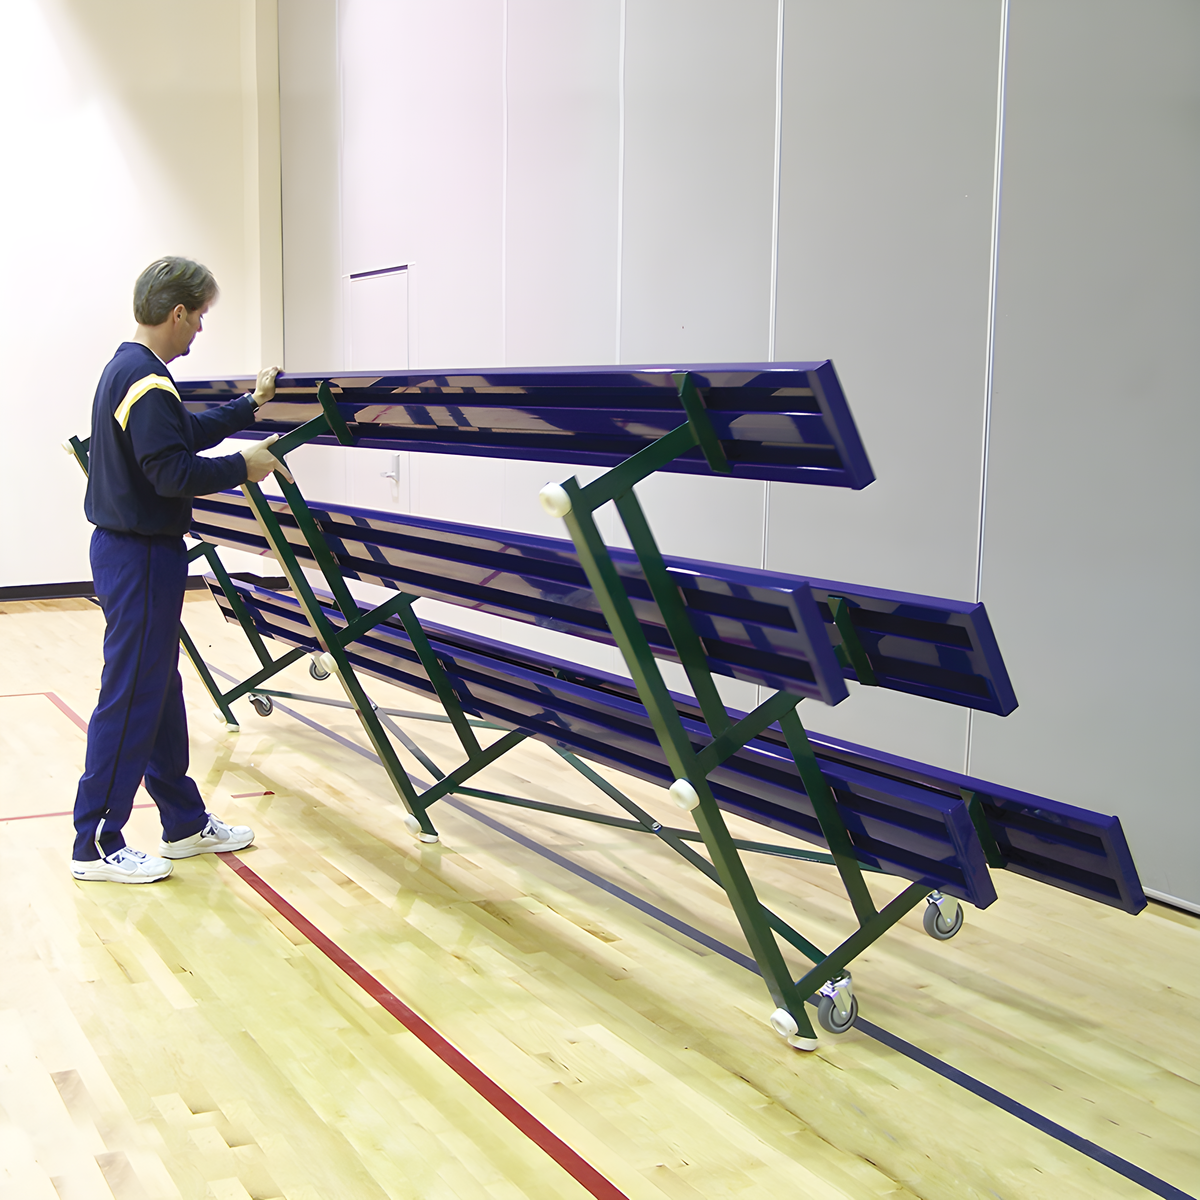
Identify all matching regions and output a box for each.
[527,378,940,1039]
[65,380,941,1044]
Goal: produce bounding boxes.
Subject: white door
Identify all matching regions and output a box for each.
[348,267,409,371]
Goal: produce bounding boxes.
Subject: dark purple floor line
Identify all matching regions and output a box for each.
[210,667,1193,1200]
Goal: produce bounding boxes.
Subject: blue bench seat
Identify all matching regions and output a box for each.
[192,491,1017,715]
[177,362,876,489]
[207,576,999,909]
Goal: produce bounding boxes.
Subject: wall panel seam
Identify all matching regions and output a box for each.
[614,0,627,363]
[966,0,1011,775]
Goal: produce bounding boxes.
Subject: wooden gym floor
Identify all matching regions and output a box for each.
[1,594,1196,1200]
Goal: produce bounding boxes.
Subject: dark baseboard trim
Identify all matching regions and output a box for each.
[0,575,287,602]
[0,580,97,602]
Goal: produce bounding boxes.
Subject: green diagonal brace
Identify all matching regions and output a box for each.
[393,603,483,759]
[270,413,334,459]
[778,706,878,926]
[65,434,91,475]
[271,475,361,619]
[829,596,877,686]
[178,622,238,726]
[239,479,435,836]
[317,380,357,445]
[695,688,804,775]
[219,646,311,704]
[188,541,274,668]
[673,372,731,474]
[560,480,811,1034]
[577,423,698,512]
[564,754,829,965]
[962,788,1006,868]
[794,882,929,1000]
[336,591,415,647]
[614,488,731,737]
[418,729,528,806]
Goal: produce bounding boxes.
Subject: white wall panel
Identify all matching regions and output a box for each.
[278,0,341,372]
[505,0,622,367]
[767,0,1002,769]
[972,0,1200,905]
[340,0,505,370]
[348,269,409,369]
[0,0,281,590]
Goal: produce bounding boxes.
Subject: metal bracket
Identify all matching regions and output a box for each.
[817,971,855,1018]
[927,890,960,926]
[828,596,877,686]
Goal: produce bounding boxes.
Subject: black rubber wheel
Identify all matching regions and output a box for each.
[816,992,858,1035]
[249,694,274,717]
[923,900,964,940]
[309,659,331,681]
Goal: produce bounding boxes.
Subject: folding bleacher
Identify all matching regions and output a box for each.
[67,362,1145,1049]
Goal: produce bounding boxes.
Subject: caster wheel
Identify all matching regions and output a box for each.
[817,992,858,1035]
[309,658,331,681]
[249,694,274,717]
[923,900,964,940]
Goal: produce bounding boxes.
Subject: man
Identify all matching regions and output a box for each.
[71,256,294,884]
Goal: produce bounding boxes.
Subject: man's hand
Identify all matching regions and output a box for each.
[252,365,281,409]
[241,434,294,484]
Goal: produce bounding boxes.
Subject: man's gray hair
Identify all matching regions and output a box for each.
[133,257,219,325]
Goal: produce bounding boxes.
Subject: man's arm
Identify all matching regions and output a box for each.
[127,383,291,497]
[190,366,280,450]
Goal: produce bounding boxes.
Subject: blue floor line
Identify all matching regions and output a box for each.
[210,669,1193,1200]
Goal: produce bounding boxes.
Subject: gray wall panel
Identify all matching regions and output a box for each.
[769,0,1002,769]
[619,0,778,363]
[973,0,1200,905]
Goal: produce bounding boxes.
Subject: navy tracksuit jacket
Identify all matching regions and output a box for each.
[73,343,256,861]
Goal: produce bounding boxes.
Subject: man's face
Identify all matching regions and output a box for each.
[166,301,209,359]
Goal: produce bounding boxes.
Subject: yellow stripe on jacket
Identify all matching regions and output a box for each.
[114,374,180,430]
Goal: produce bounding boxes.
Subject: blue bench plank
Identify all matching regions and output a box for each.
[783,732,1146,915]
[191,490,1015,714]
[176,361,876,489]
[207,576,997,909]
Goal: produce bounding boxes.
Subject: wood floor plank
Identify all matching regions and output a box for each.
[1,597,1196,1199]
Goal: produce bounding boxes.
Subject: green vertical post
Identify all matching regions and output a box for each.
[178,622,238,727]
[559,477,813,1037]
[778,707,877,926]
[188,541,274,668]
[239,477,437,837]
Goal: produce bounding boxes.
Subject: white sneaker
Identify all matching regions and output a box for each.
[160,813,255,859]
[72,847,173,884]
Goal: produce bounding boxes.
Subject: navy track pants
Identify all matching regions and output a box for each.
[72,527,208,861]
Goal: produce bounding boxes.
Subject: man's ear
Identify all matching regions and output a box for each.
[172,304,187,324]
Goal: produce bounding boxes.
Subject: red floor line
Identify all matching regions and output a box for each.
[0,691,91,733]
[2,803,155,824]
[216,852,630,1200]
[45,692,90,733]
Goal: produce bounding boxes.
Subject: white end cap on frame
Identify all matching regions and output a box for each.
[212,709,240,733]
[318,652,338,677]
[538,483,572,518]
[770,1007,818,1051]
[401,813,440,844]
[668,779,700,811]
